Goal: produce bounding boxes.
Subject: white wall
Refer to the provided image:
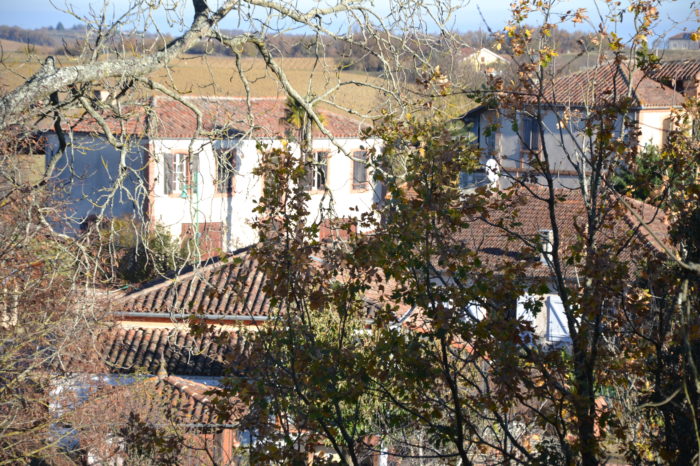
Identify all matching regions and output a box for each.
[638,109,673,148]
[149,137,382,251]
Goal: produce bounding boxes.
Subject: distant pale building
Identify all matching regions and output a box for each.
[461,61,686,190]
[667,32,700,50]
[459,47,509,71]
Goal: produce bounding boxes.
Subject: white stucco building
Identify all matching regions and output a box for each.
[46,96,382,256]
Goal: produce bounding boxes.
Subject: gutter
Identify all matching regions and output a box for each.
[116,312,269,321]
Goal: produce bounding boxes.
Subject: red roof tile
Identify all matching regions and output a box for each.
[81,375,244,427]
[540,62,685,108]
[117,248,382,320]
[119,249,274,319]
[456,185,671,278]
[647,60,700,82]
[98,327,249,377]
[63,96,368,139]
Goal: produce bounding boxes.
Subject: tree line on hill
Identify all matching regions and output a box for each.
[1,22,597,66]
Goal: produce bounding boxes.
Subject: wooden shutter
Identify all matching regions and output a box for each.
[164,153,175,195]
[317,152,328,188]
[303,155,314,191]
[190,153,200,195]
[523,117,539,151]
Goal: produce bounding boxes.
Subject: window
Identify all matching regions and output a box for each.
[352,150,368,189]
[164,152,198,196]
[304,151,328,191]
[459,170,489,190]
[215,148,238,194]
[520,115,540,161]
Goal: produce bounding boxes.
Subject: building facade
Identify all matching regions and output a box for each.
[46,96,382,256]
[461,62,687,189]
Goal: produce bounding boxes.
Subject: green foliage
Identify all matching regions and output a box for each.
[612,144,664,201]
[119,413,184,465]
[115,221,186,283]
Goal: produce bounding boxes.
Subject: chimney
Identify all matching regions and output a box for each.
[157,350,168,380]
[539,229,553,264]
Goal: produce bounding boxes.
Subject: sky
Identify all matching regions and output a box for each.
[0,0,697,42]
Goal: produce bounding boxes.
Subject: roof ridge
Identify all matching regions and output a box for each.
[152,95,367,125]
[163,375,215,403]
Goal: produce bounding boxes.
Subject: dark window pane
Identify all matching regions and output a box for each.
[215,148,237,194]
[352,151,367,188]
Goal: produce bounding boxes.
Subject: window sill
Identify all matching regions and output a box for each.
[305,188,327,195]
[351,183,370,193]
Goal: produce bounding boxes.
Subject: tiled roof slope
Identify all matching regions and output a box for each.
[82,375,244,427]
[647,60,700,81]
[149,375,241,426]
[541,62,685,108]
[118,248,382,320]
[456,185,671,278]
[119,250,272,319]
[150,96,367,139]
[98,327,249,376]
[63,96,368,138]
[62,107,147,136]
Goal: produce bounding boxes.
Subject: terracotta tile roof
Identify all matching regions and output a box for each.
[150,96,368,139]
[669,32,696,41]
[80,375,244,427]
[62,107,148,136]
[647,60,700,82]
[148,375,238,426]
[540,62,685,108]
[61,96,368,139]
[117,248,382,321]
[97,327,249,377]
[118,249,273,319]
[455,185,671,279]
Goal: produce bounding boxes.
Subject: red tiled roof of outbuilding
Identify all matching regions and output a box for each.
[80,375,245,427]
[98,327,250,376]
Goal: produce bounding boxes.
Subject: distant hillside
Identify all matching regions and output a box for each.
[0,25,85,52]
[0,38,53,54]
